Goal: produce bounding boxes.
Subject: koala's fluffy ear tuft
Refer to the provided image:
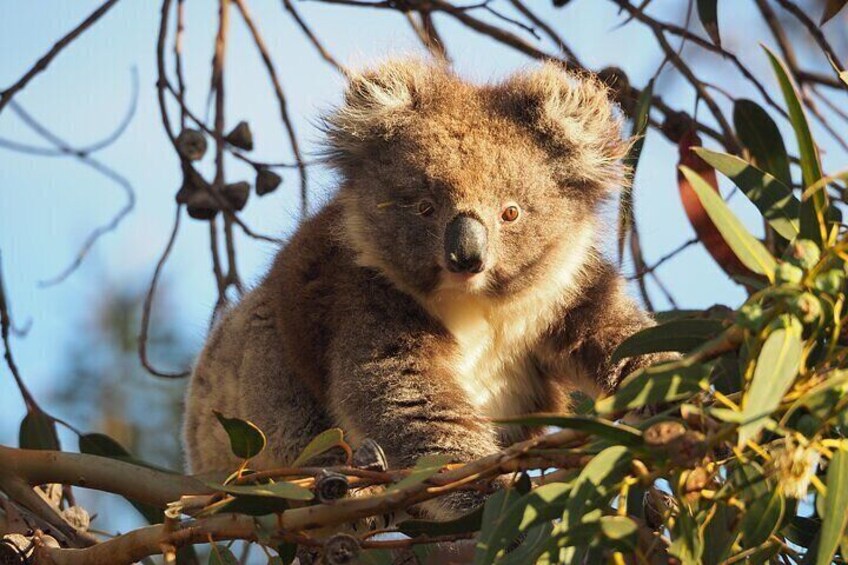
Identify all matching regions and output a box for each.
[498,62,631,193]
[322,58,447,169]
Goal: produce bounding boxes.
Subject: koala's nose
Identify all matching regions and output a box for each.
[444,214,487,274]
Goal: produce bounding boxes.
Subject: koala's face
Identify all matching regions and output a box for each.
[326,60,628,298]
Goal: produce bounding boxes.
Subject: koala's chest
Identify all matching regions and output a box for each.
[432,299,550,418]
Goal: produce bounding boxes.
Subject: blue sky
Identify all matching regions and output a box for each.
[1,1,845,454]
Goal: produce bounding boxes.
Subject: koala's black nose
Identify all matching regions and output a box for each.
[445,214,487,274]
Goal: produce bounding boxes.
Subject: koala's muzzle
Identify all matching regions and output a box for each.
[445,214,487,274]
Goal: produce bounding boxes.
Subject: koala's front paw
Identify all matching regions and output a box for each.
[419,489,488,521]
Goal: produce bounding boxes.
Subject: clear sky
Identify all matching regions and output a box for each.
[0,0,844,461]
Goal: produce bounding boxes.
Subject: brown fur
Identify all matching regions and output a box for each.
[183,58,660,518]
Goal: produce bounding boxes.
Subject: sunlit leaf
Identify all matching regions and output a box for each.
[817,440,848,565]
[821,0,848,24]
[19,409,59,451]
[595,359,711,414]
[291,428,345,467]
[388,454,451,492]
[475,487,526,563]
[599,515,639,548]
[694,147,799,240]
[679,133,753,279]
[495,414,642,446]
[214,411,266,460]
[611,318,726,363]
[680,166,777,280]
[738,319,803,446]
[563,446,630,525]
[669,506,703,565]
[495,522,554,565]
[697,0,720,45]
[733,99,791,186]
[764,46,827,245]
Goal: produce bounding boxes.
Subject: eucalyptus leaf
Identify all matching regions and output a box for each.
[19,409,59,451]
[388,454,451,492]
[208,545,238,565]
[495,414,642,446]
[291,428,345,467]
[680,165,777,280]
[611,318,726,363]
[741,490,785,548]
[817,441,848,565]
[214,411,266,460]
[696,0,720,45]
[595,359,710,414]
[207,480,314,501]
[733,99,791,186]
[694,147,799,240]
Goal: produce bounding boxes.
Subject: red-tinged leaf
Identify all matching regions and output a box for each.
[821,0,848,24]
[677,130,753,280]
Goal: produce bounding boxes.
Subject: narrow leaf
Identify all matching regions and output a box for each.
[739,320,803,446]
[495,414,642,446]
[209,545,238,565]
[741,490,785,547]
[733,99,791,186]
[19,410,59,451]
[694,147,799,240]
[764,46,827,245]
[817,441,848,565]
[388,454,451,492]
[475,487,526,563]
[595,358,711,414]
[612,318,726,363]
[399,505,483,537]
[291,428,345,467]
[213,411,266,460]
[207,481,314,501]
[680,166,777,280]
[697,0,721,45]
[563,446,631,525]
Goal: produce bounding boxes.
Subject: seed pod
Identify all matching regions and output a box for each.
[644,421,687,447]
[176,128,208,161]
[814,269,845,296]
[352,438,388,472]
[643,488,678,530]
[256,168,282,196]
[790,292,822,324]
[775,262,804,285]
[323,533,360,565]
[223,181,250,211]
[597,66,630,99]
[736,302,765,331]
[186,190,220,220]
[176,165,209,205]
[315,469,349,503]
[661,111,692,143]
[785,239,821,271]
[225,121,253,151]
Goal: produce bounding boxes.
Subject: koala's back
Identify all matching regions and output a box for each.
[183,204,350,473]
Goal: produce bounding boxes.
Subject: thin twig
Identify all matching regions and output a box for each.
[0,252,39,411]
[0,0,122,115]
[282,0,349,75]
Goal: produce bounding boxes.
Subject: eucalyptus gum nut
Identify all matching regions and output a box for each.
[175,128,207,161]
[790,293,822,324]
[775,262,804,285]
[784,239,821,271]
[314,469,349,503]
[225,121,254,151]
[223,181,250,211]
[814,269,845,296]
[186,191,219,220]
[737,302,765,331]
[323,533,360,565]
[256,168,282,196]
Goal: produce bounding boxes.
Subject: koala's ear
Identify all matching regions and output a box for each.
[322,58,441,167]
[498,62,631,191]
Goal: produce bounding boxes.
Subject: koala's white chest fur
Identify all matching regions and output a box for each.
[423,227,594,417]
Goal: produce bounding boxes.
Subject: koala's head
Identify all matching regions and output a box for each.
[323,59,629,299]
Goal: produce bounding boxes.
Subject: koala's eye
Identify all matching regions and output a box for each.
[417,199,436,217]
[501,204,521,223]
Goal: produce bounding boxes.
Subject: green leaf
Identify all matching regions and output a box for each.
[208,545,238,565]
[358,549,394,565]
[291,428,345,467]
[741,490,785,548]
[495,414,642,446]
[680,165,777,280]
[611,318,726,363]
[19,410,59,451]
[595,359,711,414]
[475,487,527,563]
[599,515,638,548]
[618,79,654,263]
[764,46,827,245]
[821,0,848,24]
[670,506,703,565]
[214,411,266,460]
[388,454,451,492]
[739,320,804,446]
[207,480,314,501]
[733,99,791,186]
[694,147,799,240]
[697,0,720,45]
[563,446,631,525]
[276,542,297,565]
[399,505,483,537]
[817,440,848,565]
[495,522,554,565]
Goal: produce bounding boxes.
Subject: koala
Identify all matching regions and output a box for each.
[183,58,660,518]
